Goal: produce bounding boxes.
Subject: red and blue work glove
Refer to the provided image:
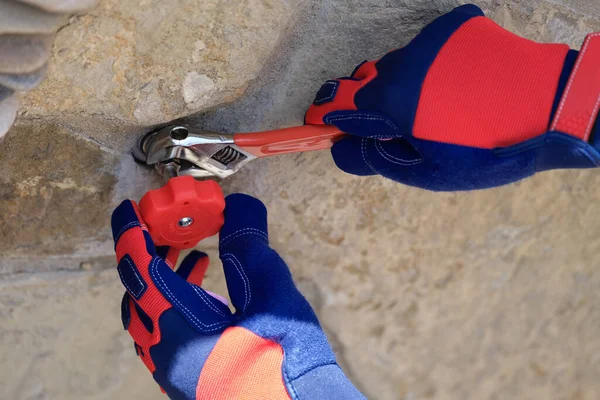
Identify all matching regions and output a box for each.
[307,4,600,191]
[112,194,365,400]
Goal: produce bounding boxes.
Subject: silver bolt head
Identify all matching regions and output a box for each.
[178,217,194,228]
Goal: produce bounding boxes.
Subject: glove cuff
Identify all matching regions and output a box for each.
[551,33,600,145]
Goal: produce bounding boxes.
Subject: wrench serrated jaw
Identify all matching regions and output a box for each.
[134,124,256,179]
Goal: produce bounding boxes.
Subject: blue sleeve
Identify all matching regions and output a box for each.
[287,364,367,400]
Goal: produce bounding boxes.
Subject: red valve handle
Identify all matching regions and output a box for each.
[139,176,225,250]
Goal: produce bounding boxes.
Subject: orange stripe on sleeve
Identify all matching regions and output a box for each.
[196,327,291,400]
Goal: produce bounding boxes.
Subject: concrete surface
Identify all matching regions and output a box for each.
[1,0,600,399]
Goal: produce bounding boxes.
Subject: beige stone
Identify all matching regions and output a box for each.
[2,0,600,399]
[0,269,165,400]
[20,0,302,139]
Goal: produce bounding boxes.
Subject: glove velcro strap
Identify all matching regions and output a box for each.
[551,33,600,142]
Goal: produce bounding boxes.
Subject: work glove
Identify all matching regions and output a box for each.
[0,0,99,141]
[112,194,365,400]
[307,4,600,191]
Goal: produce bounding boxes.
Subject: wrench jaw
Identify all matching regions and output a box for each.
[133,124,256,180]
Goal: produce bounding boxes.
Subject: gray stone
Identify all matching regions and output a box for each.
[0,0,67,35]
[0,64,47,91]
[0,33,54,74]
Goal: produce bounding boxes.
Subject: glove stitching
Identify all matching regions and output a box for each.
[191,285,227,317]
[283,364,301,400]
[374,140,422,166]
[118,257,146,299]
[221,254,251,313]
[361,138,377,174]
[369,134,395,140]
[151,257,228,332]
[325,113,399,135]
[220,228,268,246]
[313,81,338,104]
[220,228,268,247]
[115,221,140,244]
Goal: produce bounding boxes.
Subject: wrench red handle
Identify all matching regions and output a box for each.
[139,176,225,249]
[234,124,345,157]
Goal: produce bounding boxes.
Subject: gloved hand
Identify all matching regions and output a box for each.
[112,194,365,400]
[307,4,600,191]
[0,0,99,141]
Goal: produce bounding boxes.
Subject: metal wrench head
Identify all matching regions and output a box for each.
[133,125,256,179]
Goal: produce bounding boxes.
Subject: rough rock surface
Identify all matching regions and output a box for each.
[2,1,600,399]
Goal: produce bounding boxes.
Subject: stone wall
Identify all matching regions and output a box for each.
[2,1,600,399]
